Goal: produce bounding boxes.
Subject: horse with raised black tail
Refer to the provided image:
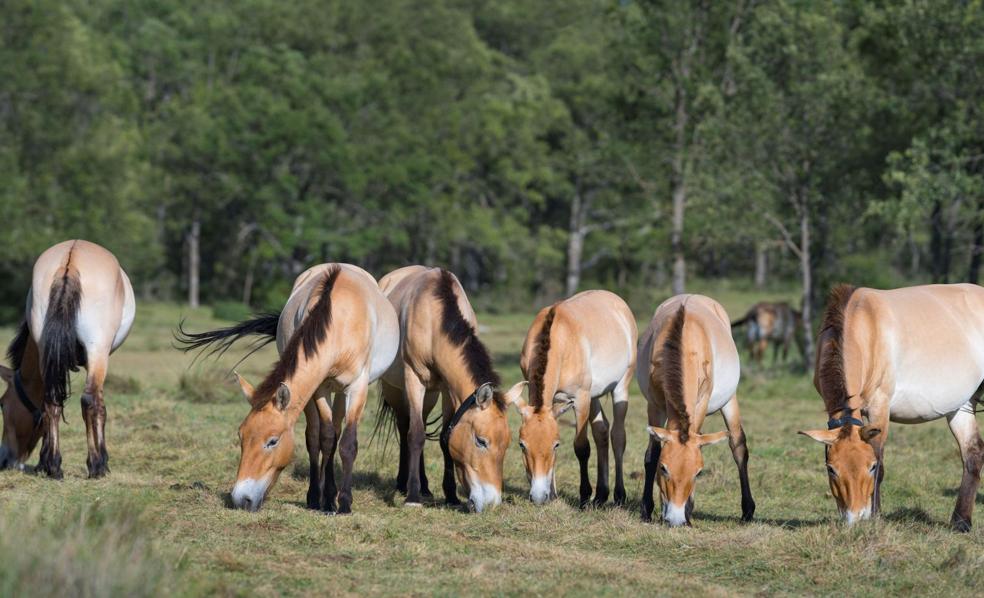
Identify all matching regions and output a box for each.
[1,240,136,478]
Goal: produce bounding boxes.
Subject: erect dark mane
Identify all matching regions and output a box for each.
[528,306,556,412]
[6,320,29,371]
[252,266,342,408]
[434,269,504,410]
[816,284,857,422]
[658,304,691,442]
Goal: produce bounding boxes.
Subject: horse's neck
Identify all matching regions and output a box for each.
[282,358,332,421]
[18,337,44,402]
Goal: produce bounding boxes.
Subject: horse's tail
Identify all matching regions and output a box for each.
[173,312,280,365]
[40,268,85,407]
[370,385,398,452]
[730,310,752,328]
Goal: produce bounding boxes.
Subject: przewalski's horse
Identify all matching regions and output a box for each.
[510,290,636,507]
[376,266,523,513]
[1,240,135,478]
[176,264,398,513]
[801,284,984,531]
[638,295,755,526]
[730,301,803,366]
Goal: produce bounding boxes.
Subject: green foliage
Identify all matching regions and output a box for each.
[1,0,983,318]
[211,301,253,322]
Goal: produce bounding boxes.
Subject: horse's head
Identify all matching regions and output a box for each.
[512,390,563,505]
[800,425,879,524]
[230,374,295,512]
[446,383,520,513]
[0,365,42,469]
[648,426,729,527]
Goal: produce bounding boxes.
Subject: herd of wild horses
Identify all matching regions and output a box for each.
[1,240,983,532]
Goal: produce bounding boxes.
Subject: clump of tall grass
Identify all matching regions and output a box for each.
[177,367,239,403]
[0,499,181,596]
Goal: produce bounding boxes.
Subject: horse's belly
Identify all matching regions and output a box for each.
[889,374,981,423]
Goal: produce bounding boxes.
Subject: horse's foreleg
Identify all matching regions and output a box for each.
[572,391,592,509]
[439,391,460,506]
[403,371,427,506]
[319,392,342,513]
[336,383,368,514]
[721,396,755,522]
[641,398,665,522]
[865,398,890,517]
[303,400,322,510]
[611,373,631,507]
[947,407,984,532]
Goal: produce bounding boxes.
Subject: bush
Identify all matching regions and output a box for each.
[211,301,252,322]
[104,373,142,394]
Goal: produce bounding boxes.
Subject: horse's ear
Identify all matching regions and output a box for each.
[503,381,530,418]
[0,365,12,384]
[475,383,494,410]
[233,371,254,402]
[798,429,839,445]
[698,430,730,447]
[275,383,291,411]
[860,426,881,443]
[647,426,673,443]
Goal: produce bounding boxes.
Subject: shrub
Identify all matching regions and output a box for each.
[211,301,252,322]
[176,367,239,403]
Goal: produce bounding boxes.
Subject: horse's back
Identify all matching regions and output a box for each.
[847,284,984,420]
[554,290,636,397]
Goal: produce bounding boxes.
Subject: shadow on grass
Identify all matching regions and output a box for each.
[941,487,984,504]
[883,507,942,527]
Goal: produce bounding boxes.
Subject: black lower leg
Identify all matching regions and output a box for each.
[575,441,591,508]
[39,405,63,480]
[731,428,755,522]
[440,434,460,505]
[951,439,983,532]
[419,452,432,498]
[337,428,357,514]
[641,441,660,522]
[321,429,338,513]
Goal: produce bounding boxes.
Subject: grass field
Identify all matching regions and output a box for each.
[1,289,982,596]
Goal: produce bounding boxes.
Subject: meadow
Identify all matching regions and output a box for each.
[1,287,982,596]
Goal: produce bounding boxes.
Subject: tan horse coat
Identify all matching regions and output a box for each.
[1,240,135,478]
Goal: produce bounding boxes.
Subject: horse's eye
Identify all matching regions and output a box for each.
[264,436,280,450]
[695,469,704,479]
[868,462,878,475]
[659,463,670,478]
[552,441,560,451]
[519,440,527,452]
[475,435,489,449]
[826,464,837,478]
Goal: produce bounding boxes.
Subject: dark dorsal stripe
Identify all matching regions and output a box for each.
[659,304,691,442]
[528,306,556,412]
[252,266,342,408]
[433,269,503,409]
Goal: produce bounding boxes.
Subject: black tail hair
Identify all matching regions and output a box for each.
[6,320,30,370]
[41,271,86,407]
[173,312,281,367]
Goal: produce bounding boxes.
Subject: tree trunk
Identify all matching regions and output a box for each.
[242,250,257,306]
[754,242,768,289]
[968,201,984,284]
[799,206,814,370]
[187,217,200,309]
[670,71,689,296]
[565,189,587,297]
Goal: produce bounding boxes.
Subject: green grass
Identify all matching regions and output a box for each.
[1,293,981,596]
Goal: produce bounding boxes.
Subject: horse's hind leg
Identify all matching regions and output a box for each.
[38,401,63,479]
[721,396,755,522]
[947,406,984,532]
[80,354,111,478]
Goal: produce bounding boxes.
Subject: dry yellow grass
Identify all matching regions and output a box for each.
[0,299,981,596]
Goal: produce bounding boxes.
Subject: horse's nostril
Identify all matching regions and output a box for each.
[242,496,253,509]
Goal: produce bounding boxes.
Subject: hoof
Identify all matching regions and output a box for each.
[952,518,972,533]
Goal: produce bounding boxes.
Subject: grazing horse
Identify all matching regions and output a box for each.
[730,301,803,366]
[638,295,755,526]
[376,266,524,513]
[801,284,984,531]
[176,264,398,513]
[510,290,636,507]
[1,240,135,478]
